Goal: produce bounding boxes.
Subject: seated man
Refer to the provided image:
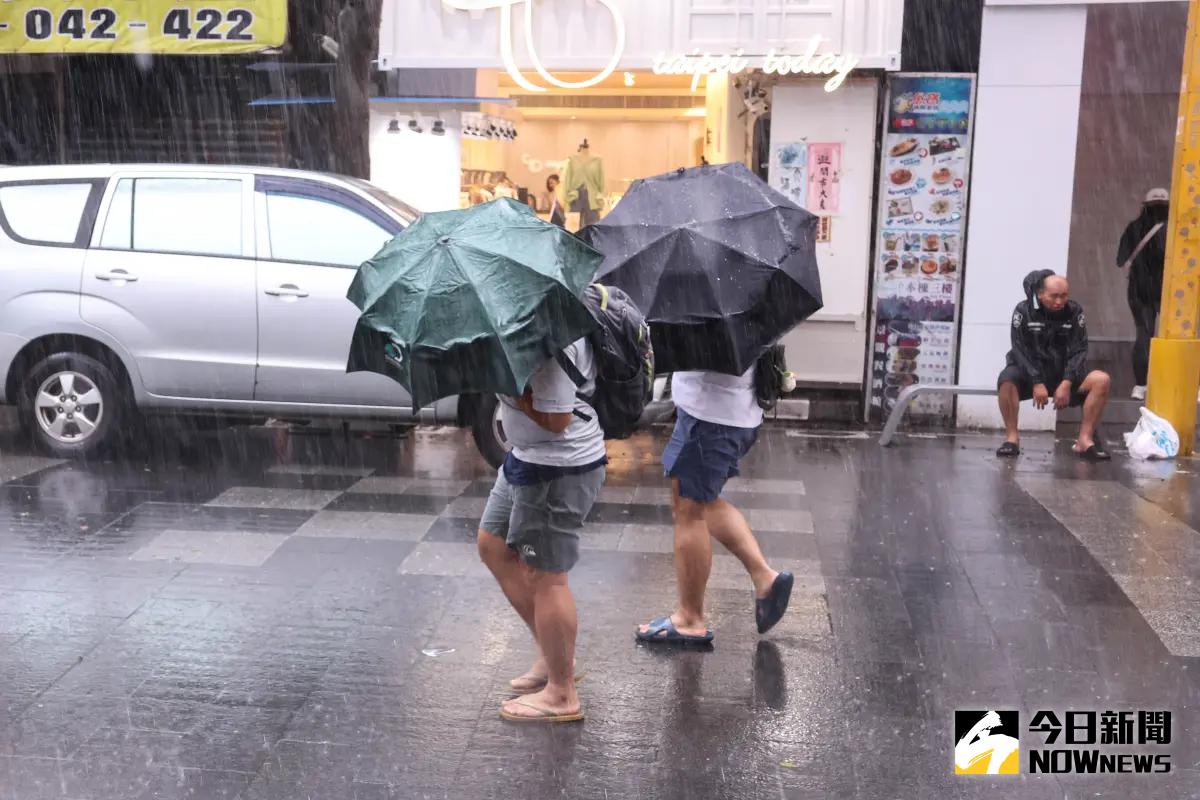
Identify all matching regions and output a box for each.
[996,270,1112,460]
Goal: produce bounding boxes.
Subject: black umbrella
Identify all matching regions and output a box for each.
[580,162,822,375]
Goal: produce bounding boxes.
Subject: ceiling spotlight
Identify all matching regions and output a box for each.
[408,115,423,134]
[387,118,401,134]
[624,71,635,87]
[431,118,445,136]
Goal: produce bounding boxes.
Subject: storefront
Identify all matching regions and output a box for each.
[375,0,903,391]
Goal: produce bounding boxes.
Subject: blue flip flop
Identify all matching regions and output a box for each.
[635,615,714,644]
[756,572,794,634]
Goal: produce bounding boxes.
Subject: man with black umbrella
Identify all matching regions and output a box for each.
[635,367,794,644]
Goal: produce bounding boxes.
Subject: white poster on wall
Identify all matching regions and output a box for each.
[769,141,808,208]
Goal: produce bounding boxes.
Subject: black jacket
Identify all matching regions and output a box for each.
[1005,269,1088,387]
[1117,203,1169,307]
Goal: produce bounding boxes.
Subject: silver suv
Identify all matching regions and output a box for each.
[0,164,508,465]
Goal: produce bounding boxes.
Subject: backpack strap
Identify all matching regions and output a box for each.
[1121,222,1166,271]
[555,350,587,388]
[591,283,610,311]
[554,350,594,422]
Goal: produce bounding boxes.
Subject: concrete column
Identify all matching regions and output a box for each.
[956,4,1087,430]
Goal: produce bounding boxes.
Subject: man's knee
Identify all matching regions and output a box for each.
[523,563,569,591]
[477,529,513,566]
[1080,370,1111,396]
[671,493,709,523]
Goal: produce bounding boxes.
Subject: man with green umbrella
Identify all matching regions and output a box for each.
[347,199,607,722]
[478,337,606,724]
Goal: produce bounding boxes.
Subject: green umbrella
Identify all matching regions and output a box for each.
[346,198,600,410]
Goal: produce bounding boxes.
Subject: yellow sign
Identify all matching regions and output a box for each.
[0,1,287,54]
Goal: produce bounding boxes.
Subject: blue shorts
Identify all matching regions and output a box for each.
[662,410,759,503]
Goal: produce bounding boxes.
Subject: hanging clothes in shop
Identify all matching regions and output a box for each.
[752,113,771,182]
[564,144,605,227]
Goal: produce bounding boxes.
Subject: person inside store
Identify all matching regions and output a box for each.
[493,176,518,200]
[563,139,604,227]
[996,270,1112,461]
[1116,188,1170,401]
[541,173,566,228]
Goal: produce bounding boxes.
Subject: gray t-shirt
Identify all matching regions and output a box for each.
[499,339,607,467]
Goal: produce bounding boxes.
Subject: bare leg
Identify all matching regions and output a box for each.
[1075,370,1111,450]
[478,530,545,684]
[998,382,1021,445]
[501,567,580,718]
[478,530,535,630]
[704,499,778,597]
[639,479,712,637]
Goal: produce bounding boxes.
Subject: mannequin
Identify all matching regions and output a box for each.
[563,138,604,227]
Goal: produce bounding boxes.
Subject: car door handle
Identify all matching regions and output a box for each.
[95,270,139,282]
[265,285,309,298]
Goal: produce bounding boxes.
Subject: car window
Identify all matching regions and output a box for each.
[0,182,94,245]
[100,177,243,257]
[264,191,393,267]
[99,179,133,249]
[344,178,419,224]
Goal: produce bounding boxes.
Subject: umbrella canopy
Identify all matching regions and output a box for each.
[580,162,822,375]
[346,198,600,410]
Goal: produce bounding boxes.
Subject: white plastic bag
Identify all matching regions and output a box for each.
[1124,407,1180,460]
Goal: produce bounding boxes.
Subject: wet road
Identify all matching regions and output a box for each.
[1,414,1199,799]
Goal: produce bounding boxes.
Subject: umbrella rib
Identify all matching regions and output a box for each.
[438,243,523,389]
[602,206,795,231]
[449,232,576,288]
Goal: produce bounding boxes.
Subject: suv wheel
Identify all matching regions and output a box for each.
[19,352,125,459]
[470,394,510,470]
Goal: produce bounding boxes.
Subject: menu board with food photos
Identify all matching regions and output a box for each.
[868,74,976,422]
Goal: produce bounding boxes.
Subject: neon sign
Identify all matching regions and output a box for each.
[442,0,625,92]
[653,36,860,93]
[440,2,858,93]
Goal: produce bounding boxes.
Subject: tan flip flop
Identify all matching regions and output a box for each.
[509,672,584,696]
[499,698,584,723]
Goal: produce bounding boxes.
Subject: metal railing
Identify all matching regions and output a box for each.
[879,384,996,446]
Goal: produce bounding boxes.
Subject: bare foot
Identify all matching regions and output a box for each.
[638,612,708,638]
[509,658,548,693]
[500,685,580,721]
[753,568,780,600]
[509,659,579,693]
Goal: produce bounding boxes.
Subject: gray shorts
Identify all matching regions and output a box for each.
[479,466,605,573]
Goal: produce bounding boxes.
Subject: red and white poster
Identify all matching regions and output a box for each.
[806,142,841,216]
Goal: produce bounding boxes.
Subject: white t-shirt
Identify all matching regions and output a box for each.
[672,367,763,429]
[499,339,607,467]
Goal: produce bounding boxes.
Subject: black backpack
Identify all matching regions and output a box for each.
[753,344,790,411]
[556,284,654,439]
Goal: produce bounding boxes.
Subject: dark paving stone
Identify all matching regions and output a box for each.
[423,516,483,543]
[325,492,456,515]
[585,501,674,525]
[104,503,314,535]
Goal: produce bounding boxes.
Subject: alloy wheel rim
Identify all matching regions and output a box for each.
[35,371,103,444]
